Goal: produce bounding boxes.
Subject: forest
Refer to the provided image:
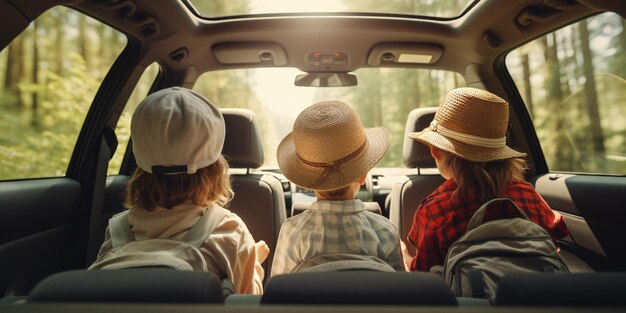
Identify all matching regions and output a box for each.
[0,1,624,180]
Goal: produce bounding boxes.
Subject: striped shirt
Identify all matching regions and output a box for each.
[271,199,404,276]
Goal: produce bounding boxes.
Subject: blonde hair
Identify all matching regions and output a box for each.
[436,148,527,203]
[125,156,233,211]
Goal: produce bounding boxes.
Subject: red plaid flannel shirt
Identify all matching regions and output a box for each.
[408,179,569,272]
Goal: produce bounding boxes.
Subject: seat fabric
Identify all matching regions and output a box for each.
[221,109,286,281]
[496,273,626,307]
[28,269,224,303]
[388,107,444,250]
[262,271,457,305]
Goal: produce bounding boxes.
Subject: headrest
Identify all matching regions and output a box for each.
[496,273,626,307]
[403,107,437,168]
[262,271,457,305]
[291,201,382,216]
[221,108,264,169]
[28,269,224,303]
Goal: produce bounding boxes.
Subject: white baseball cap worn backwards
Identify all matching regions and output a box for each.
[131,87,225,175]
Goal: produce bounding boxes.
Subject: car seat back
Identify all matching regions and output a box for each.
[28,269,224,303]
[389,107,445,249]
[221,108,287,281]
[496,272,626,307]
[262,271,457,305]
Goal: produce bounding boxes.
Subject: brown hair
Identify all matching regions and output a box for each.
[316,185,352,199]
[436,148,527,203]
[125,156,233,211]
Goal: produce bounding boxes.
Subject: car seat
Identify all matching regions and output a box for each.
[495,272,626,307]
[27,269,224,303]
[262,271,457,305]
[388,107,445,250]
[221,108,287,281]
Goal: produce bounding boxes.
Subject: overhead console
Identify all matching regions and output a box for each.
[367,43,443,66]
[212,42,288,66]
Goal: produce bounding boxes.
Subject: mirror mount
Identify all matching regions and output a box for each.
[294,72,357,87]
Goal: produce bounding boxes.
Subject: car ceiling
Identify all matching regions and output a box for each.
[3,0,624,80]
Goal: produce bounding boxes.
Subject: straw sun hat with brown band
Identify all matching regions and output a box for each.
[409,87,527,162]
[277,101,389,191]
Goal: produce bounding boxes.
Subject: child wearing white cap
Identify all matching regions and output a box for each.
[92,87,266,294]
[271,101,405,276]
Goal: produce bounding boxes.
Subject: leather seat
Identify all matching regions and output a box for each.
[388,107,445,251]
[221,108,287,281]
[262,271,457,305]
[28,269,224,303]
[495,273,626,307]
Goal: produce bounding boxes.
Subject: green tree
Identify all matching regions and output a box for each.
[0,54,100,178]
[0,6,127,179]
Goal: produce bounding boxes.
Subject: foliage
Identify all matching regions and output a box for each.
[344,69,463,167]
[507,12,626,174]
[1,2,625,181]
[0,5,126,180]
[0,54,99,178]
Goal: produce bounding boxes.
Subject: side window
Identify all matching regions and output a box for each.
[0,7,127,180]
[107,63,160,176]
[507,12,626,175]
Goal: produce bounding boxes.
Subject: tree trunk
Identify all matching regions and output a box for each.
[4,36,25,108]
[31,20,40,128]
[521,53,533,118]
[578,20,605,157]
[55,11,65,76]
[541,34,571,170]
[619,18,626,78]
[372,70,383,127]
[78,14,88,66]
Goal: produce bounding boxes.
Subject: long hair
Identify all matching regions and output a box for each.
[436,148,527,203]
[125,156,233,211]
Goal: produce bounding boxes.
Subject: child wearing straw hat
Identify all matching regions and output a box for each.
[91,87,267,294]
[406,87,569,272]
[271,101,405,276]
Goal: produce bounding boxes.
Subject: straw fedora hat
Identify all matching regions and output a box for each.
[409,87,526,162]
[277,101,389,191]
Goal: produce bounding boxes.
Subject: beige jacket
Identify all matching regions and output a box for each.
[95,204,264,294]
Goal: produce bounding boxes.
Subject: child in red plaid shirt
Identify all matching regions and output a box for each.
[406,87,568,272]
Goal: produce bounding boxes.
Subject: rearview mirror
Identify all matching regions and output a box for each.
[295,72,357,87]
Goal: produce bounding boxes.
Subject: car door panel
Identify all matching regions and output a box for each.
[531,174,626,270]
[0,178,81,296]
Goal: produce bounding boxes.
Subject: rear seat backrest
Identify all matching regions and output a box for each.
[262,271,457,305]
[389,107,445,251]
[221,108,287,281]
[28,269,224,303]
[496,273,626,307]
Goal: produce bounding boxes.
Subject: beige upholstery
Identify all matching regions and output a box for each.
[291,201,382,217]
[389,107,445,251]
[221,108,264,168]
[221,108,286,281]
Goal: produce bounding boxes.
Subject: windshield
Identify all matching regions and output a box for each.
[193,68,465,169]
